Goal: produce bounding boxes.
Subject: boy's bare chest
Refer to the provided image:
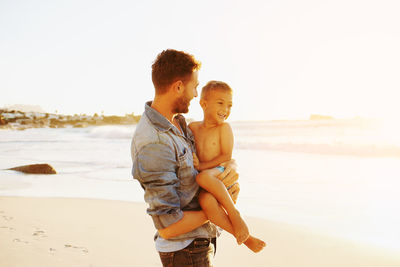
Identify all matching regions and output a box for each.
[195,127,221,162]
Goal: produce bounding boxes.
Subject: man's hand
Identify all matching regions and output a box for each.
[228,183,240,204]
[217,159,240,202]
[217,159,239,187]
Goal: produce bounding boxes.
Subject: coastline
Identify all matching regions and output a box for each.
[1,196,399,267]
[0,109,140,130]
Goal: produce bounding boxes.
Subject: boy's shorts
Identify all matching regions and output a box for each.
[215,166,225,172]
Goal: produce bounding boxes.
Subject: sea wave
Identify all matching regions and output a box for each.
[87,125,136,139]
[82,121,400,157]
[235,141,400,158]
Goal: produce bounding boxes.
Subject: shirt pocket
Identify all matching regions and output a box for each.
[177,147,195,186]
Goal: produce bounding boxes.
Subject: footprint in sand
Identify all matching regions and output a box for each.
[33,230,47,238]
[64,244,89,254]
[1,215,13,221]
[13,238,29,244]
[0,226,15,231]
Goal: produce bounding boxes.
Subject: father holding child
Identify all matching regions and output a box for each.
[131,49,240,266]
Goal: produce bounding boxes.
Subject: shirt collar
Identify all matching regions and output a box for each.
[144,101,189,136]
[144,101,172,132]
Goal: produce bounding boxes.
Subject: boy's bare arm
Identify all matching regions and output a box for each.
[197,123,234,171]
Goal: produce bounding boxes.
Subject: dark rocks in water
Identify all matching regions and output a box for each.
[0,115,7,125]
[8,164,57,174]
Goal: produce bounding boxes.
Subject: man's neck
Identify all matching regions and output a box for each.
[151,97,176,123]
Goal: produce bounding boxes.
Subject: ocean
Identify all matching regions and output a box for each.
[1,118,399,253]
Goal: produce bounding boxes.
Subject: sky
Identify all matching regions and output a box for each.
[1,0,399,121]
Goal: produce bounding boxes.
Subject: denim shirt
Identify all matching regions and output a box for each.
[131,102,218,252]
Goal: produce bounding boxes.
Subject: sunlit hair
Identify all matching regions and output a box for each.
[200,80,233,100]
[151,49,201,94]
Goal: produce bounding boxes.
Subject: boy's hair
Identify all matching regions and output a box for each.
[152,49,201,94]
[201,80,233,100]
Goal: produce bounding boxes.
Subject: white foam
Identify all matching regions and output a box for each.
[87,125,136,139]
[235,141,400,158]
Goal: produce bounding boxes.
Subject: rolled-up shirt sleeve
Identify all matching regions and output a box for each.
[133,142,183,230]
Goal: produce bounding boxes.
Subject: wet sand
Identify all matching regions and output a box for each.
[1,196,399,267]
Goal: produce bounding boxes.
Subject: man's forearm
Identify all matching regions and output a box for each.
[158,210,209,239]
[198,154,231,171]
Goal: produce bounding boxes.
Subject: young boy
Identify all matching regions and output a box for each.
[189,81,266,253]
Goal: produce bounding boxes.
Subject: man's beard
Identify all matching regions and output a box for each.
[172,95,190,114]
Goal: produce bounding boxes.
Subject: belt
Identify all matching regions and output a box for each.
[186,238,217,255]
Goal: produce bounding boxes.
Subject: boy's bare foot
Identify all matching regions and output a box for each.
[244,235,266,253]
[230,210,249,244]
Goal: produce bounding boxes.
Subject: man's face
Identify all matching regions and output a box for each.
[173,71,199,114]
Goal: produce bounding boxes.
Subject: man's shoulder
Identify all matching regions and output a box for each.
[132,115,174,151]
[133,115,157,139]
[133,116,162,148]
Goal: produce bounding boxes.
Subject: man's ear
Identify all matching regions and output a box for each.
[171,80,184,94]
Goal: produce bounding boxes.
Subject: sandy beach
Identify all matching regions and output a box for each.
[1,196,399,267]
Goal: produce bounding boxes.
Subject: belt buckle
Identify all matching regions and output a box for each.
[193,238,210,248]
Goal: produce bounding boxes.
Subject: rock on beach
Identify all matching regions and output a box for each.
[8,164,57,174]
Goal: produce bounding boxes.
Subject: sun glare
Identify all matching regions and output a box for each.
[378,119,400,146]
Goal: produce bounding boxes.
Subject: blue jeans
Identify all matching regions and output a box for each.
[158,238,215,267]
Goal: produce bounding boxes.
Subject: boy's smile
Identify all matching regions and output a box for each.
[202,90,233,125]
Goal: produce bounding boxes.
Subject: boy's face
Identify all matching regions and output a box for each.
[202,90,233,124]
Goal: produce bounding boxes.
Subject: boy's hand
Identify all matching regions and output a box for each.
[192,153,200,170]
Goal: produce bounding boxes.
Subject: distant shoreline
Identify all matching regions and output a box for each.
[1,108,378,131]
[0,109,141,130]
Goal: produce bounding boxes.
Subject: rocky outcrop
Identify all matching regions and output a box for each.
[8,164,57,174]
[0,109,141,130]
[0,115,7,125]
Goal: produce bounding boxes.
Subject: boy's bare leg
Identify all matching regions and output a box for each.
[199,191,266,252]
[197,169,249,244]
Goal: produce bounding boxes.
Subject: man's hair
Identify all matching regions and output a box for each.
[152,49,201,94]
[201,80,233,100]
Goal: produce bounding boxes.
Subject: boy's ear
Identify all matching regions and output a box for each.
[199,99,207,109]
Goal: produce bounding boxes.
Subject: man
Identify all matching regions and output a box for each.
[131,49,239,266]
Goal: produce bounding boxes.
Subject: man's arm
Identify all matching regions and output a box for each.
[197,123,234,171]
[158,210,209,239]
[134,142,207,236]
[134,142,211,239]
